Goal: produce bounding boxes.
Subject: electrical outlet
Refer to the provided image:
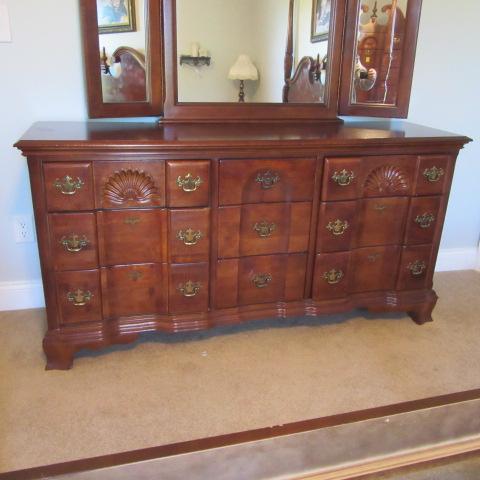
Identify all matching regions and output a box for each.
[13,215,35,243]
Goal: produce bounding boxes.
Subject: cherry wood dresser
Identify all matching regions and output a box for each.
[15,121,471,369]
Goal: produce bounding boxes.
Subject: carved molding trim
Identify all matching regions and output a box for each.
[364,165,409,195]
[103,169,158,205]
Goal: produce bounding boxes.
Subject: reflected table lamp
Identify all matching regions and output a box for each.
[228,54,258,102]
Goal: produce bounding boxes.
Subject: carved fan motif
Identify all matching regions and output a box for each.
[104,169,158,205]
[363,165,409,195]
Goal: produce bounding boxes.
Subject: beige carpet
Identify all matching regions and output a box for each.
[1,271,479,473]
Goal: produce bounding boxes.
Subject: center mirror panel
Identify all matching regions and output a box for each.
[176,0,332,104]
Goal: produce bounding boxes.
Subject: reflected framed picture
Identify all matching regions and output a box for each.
[311,0,331,43]
[97,0,136,34]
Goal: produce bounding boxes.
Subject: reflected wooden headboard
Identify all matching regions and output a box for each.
[101,46,147,103]
[283,0,325,103]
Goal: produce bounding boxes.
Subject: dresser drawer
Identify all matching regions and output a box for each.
[350,246,401,293]
[169,263,209,314]
[322,156,416,201]
[44,163,94,212]
[169,208,210,263]
[317,198,409,252]
[101,264,168,319]
[356,197,409,247]
[397,245,433,290]
[55,270,102,325]
[313,252,350,300]
[415,155,450,196]
[166,161,210,207]
[218,203,311,258]
[405,197,442,245]
[49,213,98,271]
[97,209,167,266]
[94,161,165,209]
[219,159,316,205]
[216,254,307,308]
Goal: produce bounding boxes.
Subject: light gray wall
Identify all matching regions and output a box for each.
[0,0,478,306]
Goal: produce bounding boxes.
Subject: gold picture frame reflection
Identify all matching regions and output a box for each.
[97,0,136,34]
[311,0,331,42]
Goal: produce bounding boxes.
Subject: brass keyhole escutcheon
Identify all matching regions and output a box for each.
[67,289,92,307]
[255,171,280,190]
[332,170,355,187]
[177,173,203,192]
[423,166,444,183]
[54,176,84,195]
[326,219,349,236]
[252,273,272,289]
[60,234,88,253]
[253,221,276,238]
[408,260,427,277]
[177,228,203,246]
[323,269,344,285]
[128,270,143,281]
[415,213,435,229]
[178,280,201,297]
[124,216,141,225]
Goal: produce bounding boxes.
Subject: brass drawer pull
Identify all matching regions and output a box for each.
[178,280,201,297]
[323,269,344,285]
[252,273,272,288]
[67,289,92,306]
[177,228,203,246]
[255,171,280,190]
[332,169,355,187]
[423,166,444,183]
[54,176,84,195]
[326,219,349,236]
[374,204,387,212]
[253,221,276,238]
[415,213,435,229]
[60,234,88,253]
[177,173,203,192]
[408,260,427,277]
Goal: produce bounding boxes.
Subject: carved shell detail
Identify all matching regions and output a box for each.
[104,169,158,205]
[363,165,409,194]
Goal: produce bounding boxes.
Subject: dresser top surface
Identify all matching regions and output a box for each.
[15,120,471,153]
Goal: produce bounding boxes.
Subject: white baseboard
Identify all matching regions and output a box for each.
[435,247,480,272]
[0,248,478,311]
[0,280,44,312]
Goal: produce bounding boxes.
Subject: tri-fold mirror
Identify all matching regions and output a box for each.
[81,0,422,121]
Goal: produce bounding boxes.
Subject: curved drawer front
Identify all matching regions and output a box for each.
[44,163,94,212]
[166,160,210,207]
[218,203,311,258]
[94,161,166,209]
[55,270,102,325]
[169,263,209,314]
[216,254,307,309]
[415,155,450,196]
[101,263,168,319]
[397,245,434,290]
[317,197,409,252]
[169,208,210,263]
[322,155,417,201]
[219,159,316,205]
[48,212,98,271]
[97,209,167,266]
[405,196,442,245]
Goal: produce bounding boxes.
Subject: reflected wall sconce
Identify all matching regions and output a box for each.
[228,54,259,103]
[180,42,211,67]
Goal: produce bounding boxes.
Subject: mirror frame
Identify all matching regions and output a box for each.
[162,0,346,123]
[339,0,422,118]
[81,0,164,118]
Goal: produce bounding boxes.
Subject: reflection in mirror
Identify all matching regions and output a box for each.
[176,0,331,104]
[350,0,408,106]
[97,0,149,103]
